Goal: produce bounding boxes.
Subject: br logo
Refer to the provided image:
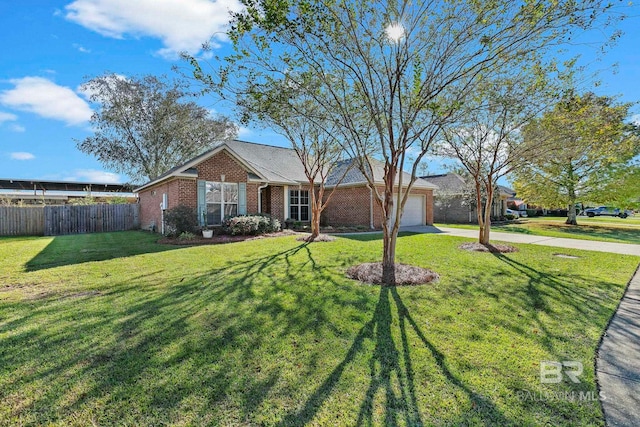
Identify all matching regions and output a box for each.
[540,361,583,384]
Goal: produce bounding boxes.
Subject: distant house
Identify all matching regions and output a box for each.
[134,140,437,232]
[421,173,515,223]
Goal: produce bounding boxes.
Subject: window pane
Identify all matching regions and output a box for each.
[300,190,309,204]
[224,203,237,218]
[300,205,309,221]
[289,206,298,220]
[206,182,222,203]
[290,190,298,205]
[224,183,238,204]
[207,203,221,225]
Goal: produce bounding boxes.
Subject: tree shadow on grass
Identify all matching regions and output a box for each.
[337,231,422,242]
[24,231,175,272]
[279,286,512,426]
[1,241,378,425]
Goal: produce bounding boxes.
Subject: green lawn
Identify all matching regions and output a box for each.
[437,216,640,245]
[0,231,638,426]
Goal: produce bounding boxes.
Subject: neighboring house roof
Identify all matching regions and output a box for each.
[327,158,437,189]
[422,173,517,197]
[421,173,466,194]
[498,185,516,197]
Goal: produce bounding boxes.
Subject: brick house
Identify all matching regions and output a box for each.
[421,172,516,223]
[134,140,436,232]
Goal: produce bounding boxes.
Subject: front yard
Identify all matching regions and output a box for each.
[0,231,638,426]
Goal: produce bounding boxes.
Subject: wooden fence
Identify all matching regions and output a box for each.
[0,204,140,237]
[0,206,45,236]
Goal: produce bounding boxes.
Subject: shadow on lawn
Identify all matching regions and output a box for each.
[24,231,176,272]
[279,286,512,427]
[337,231,422,242]
[1,242,371,424]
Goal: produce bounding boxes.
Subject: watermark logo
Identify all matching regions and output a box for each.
[540,361,583,384]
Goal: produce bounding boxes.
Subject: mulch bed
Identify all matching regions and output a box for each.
[158,230,299,246]
[459,242,519,253]
[346,262,439,286]
[295,233,336,242]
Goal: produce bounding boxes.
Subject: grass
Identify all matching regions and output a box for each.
[0,231,638,426]
[437,216,640,245]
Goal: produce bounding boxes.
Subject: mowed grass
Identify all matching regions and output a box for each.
[437,216,640,244]
[0,231,638,426]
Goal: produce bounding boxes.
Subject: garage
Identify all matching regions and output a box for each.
[400,195,425,226]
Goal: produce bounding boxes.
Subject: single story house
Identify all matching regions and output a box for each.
[421,173,515,223]
[134,140,436,232]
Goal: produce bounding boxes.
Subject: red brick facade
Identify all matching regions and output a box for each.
[138,148,434,232]
[322,185,434,229]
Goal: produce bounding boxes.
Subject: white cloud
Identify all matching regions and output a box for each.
[9,124,26,133]
[64,0,243,58]
[73,43,91,53]
[237,126,252,138]
[66,169,121,183]
[632,114,640,125]
[10,152,35,160]
[0,77,93,126]
[0,112,17,123]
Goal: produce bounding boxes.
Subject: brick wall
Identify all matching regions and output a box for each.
[270,186,285,223]
[322,185,373,227]
[323,185,434,228]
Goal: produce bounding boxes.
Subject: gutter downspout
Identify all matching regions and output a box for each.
[367,184,374,229]
[258,182,269,213]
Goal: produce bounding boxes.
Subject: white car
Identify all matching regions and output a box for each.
[505,208,527,218]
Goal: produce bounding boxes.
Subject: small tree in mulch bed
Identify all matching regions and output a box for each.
[347,263,439,286]
[458,242,518,253]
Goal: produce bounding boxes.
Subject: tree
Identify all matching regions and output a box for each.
[190,0,621,284]
[512,92,640,225]
[234,78,351,242]
[601,164,640,209]
[439,72,554,245]
[78,74,237,183]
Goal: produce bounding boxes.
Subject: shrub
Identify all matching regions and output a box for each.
[178,231,196,241]
[504,214,516,220]
[224,214,281,236]
[526,209,538,217]
[164,205,198,236]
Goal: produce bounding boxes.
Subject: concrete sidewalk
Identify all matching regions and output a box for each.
[597,266,640,427]
[399,226,640,256]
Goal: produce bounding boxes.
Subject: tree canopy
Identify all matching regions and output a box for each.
[78,74,237,183]
[189,0,623,284]
[512,92,640,224]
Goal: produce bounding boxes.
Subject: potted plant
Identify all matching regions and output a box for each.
[202,211,213,238]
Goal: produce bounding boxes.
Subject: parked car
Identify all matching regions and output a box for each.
[505,209,521,218]
[584,206,628,218]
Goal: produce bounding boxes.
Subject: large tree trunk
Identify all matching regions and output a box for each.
[480,188,493,245]
[565,185,578,225]
[382,224,398,286]
[308,200,321,241]
[565,201,578,225]
[475,180,485,243]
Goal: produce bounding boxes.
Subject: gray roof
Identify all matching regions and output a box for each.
[421,173,466,194]
[135,140,437,192]
[225,140,312,184]
[327,158,437,189]
[422,173,516,196]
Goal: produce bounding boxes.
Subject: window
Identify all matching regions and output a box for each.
[206,182,238,225]
[289,189,309,221]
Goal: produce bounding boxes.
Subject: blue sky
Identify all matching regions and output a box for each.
[0,1,639,184]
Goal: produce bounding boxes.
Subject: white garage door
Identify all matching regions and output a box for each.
[400,195,424,226]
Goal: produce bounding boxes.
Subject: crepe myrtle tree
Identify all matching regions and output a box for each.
[439,71,557,245]
[235,77,352,241]
[188,0,622,284]
[78,74,237,183]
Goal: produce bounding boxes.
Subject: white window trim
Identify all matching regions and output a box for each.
[207,181,238,224]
